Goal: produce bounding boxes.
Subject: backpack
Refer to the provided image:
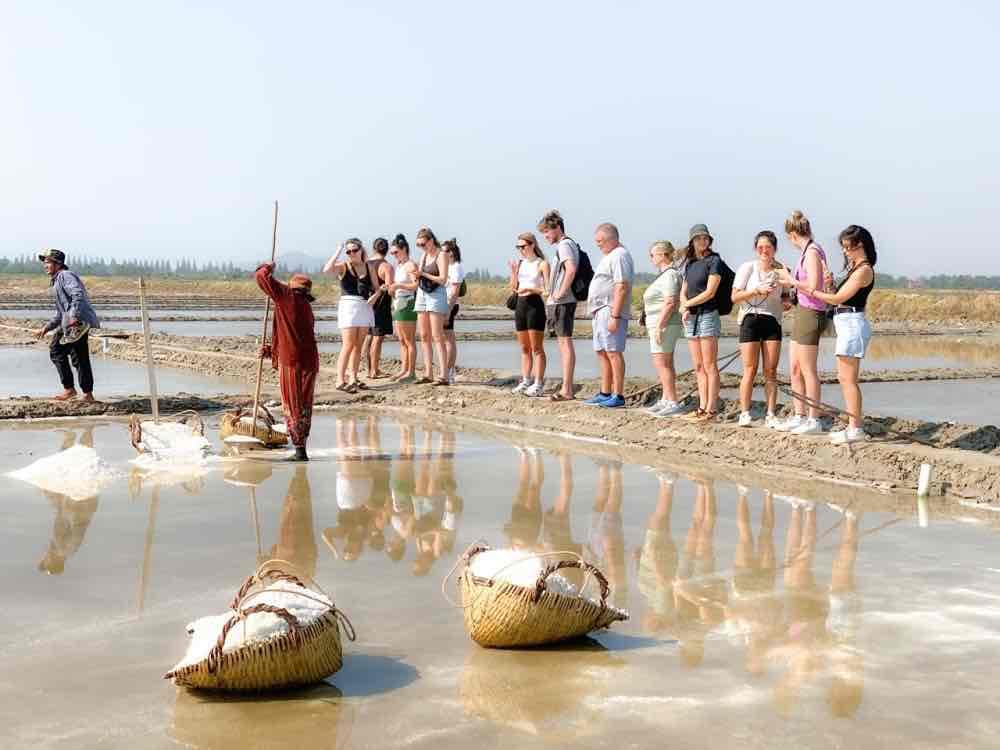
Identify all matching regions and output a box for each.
[714,257,737,316]
[561,238,594,301]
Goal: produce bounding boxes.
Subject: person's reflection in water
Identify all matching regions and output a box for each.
[270,465,318,580]
[542,453,584,589]
[39,428,99,575]
[411,430,453,576]
[504,446,544,552]
[38,490,98,575]
[673,479,726,667]
[726,486,780,676]
[362,416,391,554]
[772,496,828,716]
[324,417,376,562]
[635,471,679,637]
[385,423,417,563]
[436,430,463,560]
[827,506,864,718]
[587,460,628,610]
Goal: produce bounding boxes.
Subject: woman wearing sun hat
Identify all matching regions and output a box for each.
[679,224,724,421]
[255,262,319,461]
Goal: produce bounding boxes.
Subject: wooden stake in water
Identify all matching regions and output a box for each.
[138,276,159,423]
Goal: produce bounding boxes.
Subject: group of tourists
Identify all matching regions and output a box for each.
[33,208,876,461]
[501,209,877,446]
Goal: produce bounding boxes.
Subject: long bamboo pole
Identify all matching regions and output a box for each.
[250,201,279,426]
[138,276,159,423]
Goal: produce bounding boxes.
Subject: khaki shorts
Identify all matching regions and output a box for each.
[792,306,829,346]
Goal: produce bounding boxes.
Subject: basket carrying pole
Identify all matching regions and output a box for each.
[251,200,279,425]
[138,276,159,423]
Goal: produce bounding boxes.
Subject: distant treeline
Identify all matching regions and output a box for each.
[1,255,998,290]
[0,254,291,279]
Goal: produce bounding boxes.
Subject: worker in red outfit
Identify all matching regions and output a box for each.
[254,263,320,461]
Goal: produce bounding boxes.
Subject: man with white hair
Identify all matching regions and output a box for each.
[584,223,634,408]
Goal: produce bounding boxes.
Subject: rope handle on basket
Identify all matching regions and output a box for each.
[206,603,301,674]
[227,558,357,643]
[440,542,602,614]
[531,559,610,606]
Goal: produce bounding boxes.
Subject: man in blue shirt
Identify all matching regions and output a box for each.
[34,249,101,402]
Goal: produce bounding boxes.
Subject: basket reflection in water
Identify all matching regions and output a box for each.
[170,683,353,749]
[461,640,625,738]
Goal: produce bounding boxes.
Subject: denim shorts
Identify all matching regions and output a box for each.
[684,309,721,339]
[833,312,871,358]
[414,285,449,315]
[592,306,628,352]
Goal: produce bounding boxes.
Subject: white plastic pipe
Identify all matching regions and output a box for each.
[917,462,934,496]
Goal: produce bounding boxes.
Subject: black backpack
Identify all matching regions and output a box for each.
[715,257,737,316]
[562,237,594,301]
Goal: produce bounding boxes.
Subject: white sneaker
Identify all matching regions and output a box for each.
[737,411,753,427]
[830,427,866,445]
[645,399,667,415]
[791,417,823,435]
[658,400,684,417]
[775,415,804,432]
[524,382,544,398]
[764,413,781,429]
[512,379,531,394]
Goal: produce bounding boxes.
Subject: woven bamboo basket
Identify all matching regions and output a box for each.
[164,566,355,691]
[220,405,289,448]
[458,544,628,648]
[128,411,206,454]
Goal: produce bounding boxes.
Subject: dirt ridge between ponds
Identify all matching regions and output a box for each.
[2,329,998,503]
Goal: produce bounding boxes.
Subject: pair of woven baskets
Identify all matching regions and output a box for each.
[458,544,628,648]
[164,564,355,691]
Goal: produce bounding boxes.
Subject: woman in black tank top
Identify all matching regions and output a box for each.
[324,238,382,390]
[806,225,878,445]
[364,238,394,378]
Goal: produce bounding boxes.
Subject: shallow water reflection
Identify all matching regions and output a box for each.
[2,415,1000,747]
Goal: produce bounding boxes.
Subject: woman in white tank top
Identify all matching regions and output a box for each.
[508,232,551,397]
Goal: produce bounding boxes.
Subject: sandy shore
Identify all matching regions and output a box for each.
[1,322,998,504]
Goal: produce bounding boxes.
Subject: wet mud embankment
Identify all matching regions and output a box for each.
[2,325,999,503]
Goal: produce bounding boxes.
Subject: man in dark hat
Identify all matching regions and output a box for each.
[255,262,320,461]
[34,249,101,402]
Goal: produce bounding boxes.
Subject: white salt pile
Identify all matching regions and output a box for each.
[469,549,580,598]
[171,580,333,672]
[132,421,215,482]
[7,444,122,501]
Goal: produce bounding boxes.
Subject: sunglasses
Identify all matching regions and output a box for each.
[516,244,529,250]
[416,241,427,248]
[346,248,361,255]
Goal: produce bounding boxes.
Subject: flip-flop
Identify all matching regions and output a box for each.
[549,393,575,402]
[354,381,369,390]
[414,377,433,385]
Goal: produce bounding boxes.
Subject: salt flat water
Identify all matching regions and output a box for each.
[1,413,999,748]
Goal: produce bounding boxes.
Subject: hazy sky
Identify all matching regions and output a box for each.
[2,1,998,276]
